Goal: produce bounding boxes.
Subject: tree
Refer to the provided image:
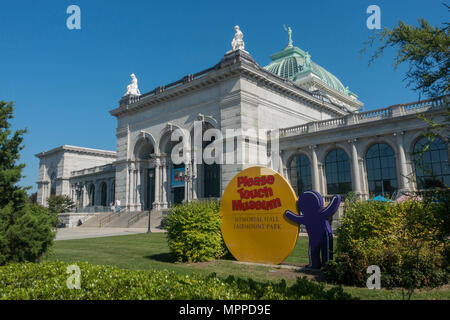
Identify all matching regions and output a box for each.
[0,101,28,209]
[0,101,57,265]
[356,11,450,297]
[363,7,449,98]
[29,192,37,204]
[363,9,450,190]
[47,195,75,214]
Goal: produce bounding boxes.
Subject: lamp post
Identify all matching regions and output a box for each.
[147,170,155,234]
[183,165,196,202]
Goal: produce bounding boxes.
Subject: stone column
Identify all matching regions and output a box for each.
[318,163,325,195]
[138,168,143,210]
[161,158,168,208]
[82,185,87,208]
[349,139,362,196]
[154,158,161,208]
[310,145,320,192]
[395,132,410,191]
[280,151,288,179]
[127,165,132,211]
[128,165,136,208]
[135,166,144,210]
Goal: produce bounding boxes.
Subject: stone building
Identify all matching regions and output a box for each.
[36,29,449,219]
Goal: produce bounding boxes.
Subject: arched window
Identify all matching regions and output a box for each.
[88,184,95,206]
[288,154,312,194]
[413,137,449,189]
[50,172,57,196]
[100,182,107,206]
[325,149,352,195]
[365,143,398,196]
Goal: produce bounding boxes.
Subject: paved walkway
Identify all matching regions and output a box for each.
[55,227,166,241]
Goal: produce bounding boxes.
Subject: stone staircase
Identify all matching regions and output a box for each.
[128,210,165,228]
[79,211,115,227]
[79,209,166,229]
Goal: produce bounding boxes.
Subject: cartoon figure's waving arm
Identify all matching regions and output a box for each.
[285,210,305,225]
[320,194,341,219]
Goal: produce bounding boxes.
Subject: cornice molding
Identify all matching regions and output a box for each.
[35,145,117,159]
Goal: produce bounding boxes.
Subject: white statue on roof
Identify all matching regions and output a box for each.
[124,73,141,96]
[231,25,245,51]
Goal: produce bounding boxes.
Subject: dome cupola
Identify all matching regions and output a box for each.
[263,29,358,100]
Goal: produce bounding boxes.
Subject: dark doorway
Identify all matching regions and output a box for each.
[202,134,220,198]
[173,188,184,204]
[146,168,156,210]
[100,182,107,206]
[204,163,220,198]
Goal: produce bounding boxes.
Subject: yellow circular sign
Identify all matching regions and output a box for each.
[220,166,299,265]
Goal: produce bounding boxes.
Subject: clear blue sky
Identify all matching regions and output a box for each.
[0,0,447,193]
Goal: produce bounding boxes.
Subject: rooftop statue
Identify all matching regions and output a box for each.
[124,73,141,96]
[231,25,245,51]
[283,25,293,47]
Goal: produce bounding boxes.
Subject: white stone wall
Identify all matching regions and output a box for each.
[36,147,116,206]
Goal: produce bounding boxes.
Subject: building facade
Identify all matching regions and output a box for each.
[36,31,449,213]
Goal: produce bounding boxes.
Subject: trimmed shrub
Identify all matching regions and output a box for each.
[166,200,227,262]
[0,203,57,265]
[322,199,449,290]
[0,261,355,300]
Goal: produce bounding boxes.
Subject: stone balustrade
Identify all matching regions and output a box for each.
[71,163,115,177]
[280,95,448,137]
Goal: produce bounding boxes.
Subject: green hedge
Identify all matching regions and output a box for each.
[0,261,354,300]
[166,200,228,262]
[322,199,449,289]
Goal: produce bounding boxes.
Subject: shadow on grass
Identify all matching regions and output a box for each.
[221,251,236,261]
[144,252,176,263]
[293,267,326,282]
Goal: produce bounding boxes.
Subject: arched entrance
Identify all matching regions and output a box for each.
[134,137,156,210]
[192,121,221,199]
[159,127,188,205]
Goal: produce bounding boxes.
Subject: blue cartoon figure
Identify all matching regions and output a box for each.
[285,191,341,269]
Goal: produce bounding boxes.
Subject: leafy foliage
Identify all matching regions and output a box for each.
[47,195,75,214]
[0,101,57,265]
[0,261,355,300]
[0,204,58,265]
[363,12,450,97]
[165,200,228,262]
[0,101,28,210]
[322,199,449,294]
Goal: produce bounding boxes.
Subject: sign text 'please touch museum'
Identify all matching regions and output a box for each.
[220,167,299,264]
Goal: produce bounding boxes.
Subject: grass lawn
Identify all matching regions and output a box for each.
[46,233,449,300]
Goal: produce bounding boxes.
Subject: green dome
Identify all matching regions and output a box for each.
[264,45,356,97]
